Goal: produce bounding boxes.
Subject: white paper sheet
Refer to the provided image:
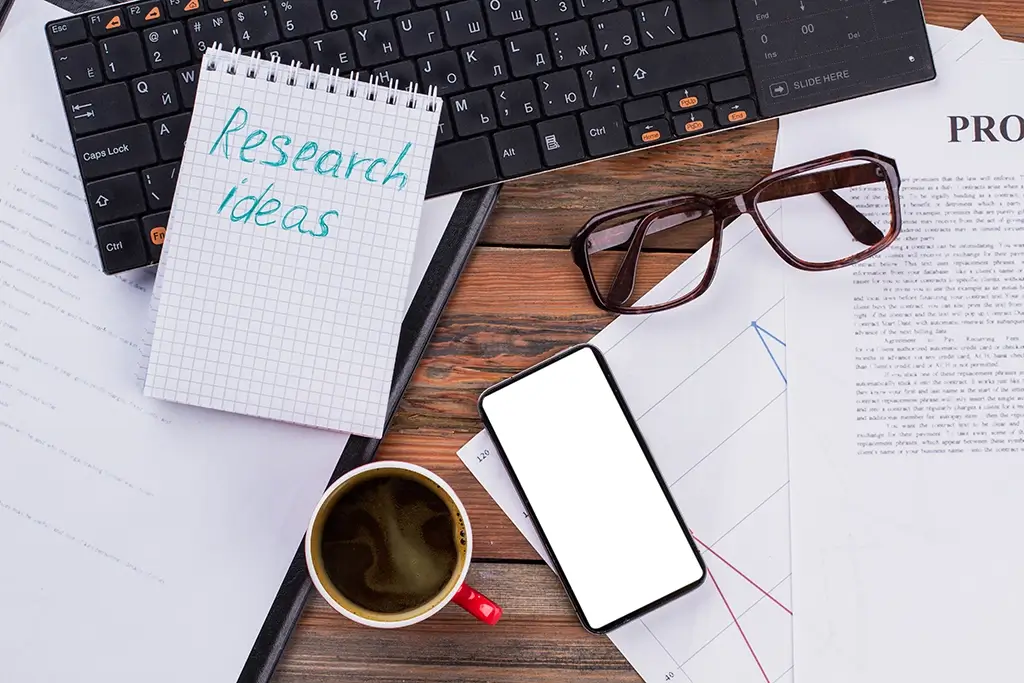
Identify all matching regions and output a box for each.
[0,1,459,679]
[777,37,1024,683]
[457,22,974,683]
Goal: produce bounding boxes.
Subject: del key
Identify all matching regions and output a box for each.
[75,123,157,180]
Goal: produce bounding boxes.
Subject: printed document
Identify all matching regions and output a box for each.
[0,1,458,679]
[777,42,1024,683]
[458,24,964,683]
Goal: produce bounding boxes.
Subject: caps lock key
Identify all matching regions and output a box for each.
[75,123,157,180]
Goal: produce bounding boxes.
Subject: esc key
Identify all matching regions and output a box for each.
[46,16,87,47]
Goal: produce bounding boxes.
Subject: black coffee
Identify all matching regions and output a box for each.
[321,475,459,614]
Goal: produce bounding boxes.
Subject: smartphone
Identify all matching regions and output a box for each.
[478,344,706,633]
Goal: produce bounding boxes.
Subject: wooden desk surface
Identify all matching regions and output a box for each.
[273,4,1020,681]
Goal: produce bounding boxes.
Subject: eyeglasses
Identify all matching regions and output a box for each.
[570,150,902,315]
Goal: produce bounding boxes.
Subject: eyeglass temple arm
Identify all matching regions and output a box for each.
[757,165,885,246]
[606,207,709,306]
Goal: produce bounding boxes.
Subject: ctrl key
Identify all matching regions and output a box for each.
[96,220,149,274]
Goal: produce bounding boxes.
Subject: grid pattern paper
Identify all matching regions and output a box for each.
[145,49,441,438]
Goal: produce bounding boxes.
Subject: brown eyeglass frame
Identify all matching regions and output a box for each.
[570,150,902,315]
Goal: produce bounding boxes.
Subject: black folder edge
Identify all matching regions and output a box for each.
[44,4,499,676]
[237,186,501,683]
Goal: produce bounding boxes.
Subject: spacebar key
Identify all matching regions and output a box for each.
[625,32,747,96]
[426,137,499,198]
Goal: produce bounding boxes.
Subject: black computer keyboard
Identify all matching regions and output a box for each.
[46,0,934,275]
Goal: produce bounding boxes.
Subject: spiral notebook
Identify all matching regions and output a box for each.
[145,47,442,438]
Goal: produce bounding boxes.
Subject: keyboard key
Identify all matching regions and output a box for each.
[635,1,682,47]
[308,31,356,71]
[142,162,180,210]
[493,126,542,177]
[710,76,751,102]
[167,0,205,19]
[537,115,585,166]
[494,79,540,126]
[76,124,158,180]
[176,65,200,106]
[677,0,736,37]
[96,220,149,273]
[265,40,309,67]
[506,31,552,77]
[624,31,745,95]
[462,41,508,87]
[143,212,170,260]
[450,90,497,136]
[233,2,280,49]
[427,137,498,196]
[132,72,180,118]
[47,17,87,47]
[538,69,584,116]
[86,172,146,224]
[549,20,595,67]
[629,118,670,145]
[88,9,127,37]
[64,83,135,135]
[154,112,193,160]
[623,95,664,122]
[436,104,454,143]
[276,0,325,39]
[581,60,627,106]
[128,1,167,28]
[146,21,193,68]
[667,84,708,111]
[100,33,148,81]
[372,60,417,88]
[592,10,638,57]
[530,0,575,25]
[188,12,235,56]
[352,19,399,66]
[577,0,618,16]
[54,43,103,92]
[417,51,465,95]
[486,0,531,36]
[397,9,443,57]
[368,0,412,17]
[323,0,367,27]
[441,0,487,47]
[581,105,628,156]
[715,98,757,126]
[672,108,715,136]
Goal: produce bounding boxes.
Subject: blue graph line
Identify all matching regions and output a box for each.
[751,321,787,385]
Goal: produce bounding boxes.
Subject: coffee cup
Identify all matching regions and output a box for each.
[305,461,501,628]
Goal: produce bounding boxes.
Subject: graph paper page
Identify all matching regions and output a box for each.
[147,50,440,437]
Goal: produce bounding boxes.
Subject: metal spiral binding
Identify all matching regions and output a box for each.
[203,43,439,111]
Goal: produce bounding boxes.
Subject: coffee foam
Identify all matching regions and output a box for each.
[322,477,457,614]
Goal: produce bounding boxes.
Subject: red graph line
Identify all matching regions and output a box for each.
[707,564,770,683]
[691,533,793,616]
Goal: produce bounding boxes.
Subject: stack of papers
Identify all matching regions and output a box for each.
[458,18,1024,683]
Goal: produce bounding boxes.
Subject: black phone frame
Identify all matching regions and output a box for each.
[477,343,707,634]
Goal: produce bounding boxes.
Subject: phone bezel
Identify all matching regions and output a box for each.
[478,344,707,634]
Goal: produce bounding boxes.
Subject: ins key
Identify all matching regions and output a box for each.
[75,124,157,179]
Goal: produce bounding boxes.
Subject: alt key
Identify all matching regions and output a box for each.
[96,219,149,274]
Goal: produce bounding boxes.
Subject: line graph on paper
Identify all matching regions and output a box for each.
[458,216,796,683]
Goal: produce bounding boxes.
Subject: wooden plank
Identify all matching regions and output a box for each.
[924,1,1024,38]
[273,563,640,683]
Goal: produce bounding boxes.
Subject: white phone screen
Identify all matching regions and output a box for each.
[480,346,705,632]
